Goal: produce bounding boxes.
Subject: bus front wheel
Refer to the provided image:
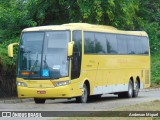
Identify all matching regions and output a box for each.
[76,84,88,103]
[34,98,46,104]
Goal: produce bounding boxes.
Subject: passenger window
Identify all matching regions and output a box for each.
[84,32,95,54]
[134,36,143,54]
[95,33,107,54]
[117,35,127,54]
[127,36,135,54]
[141,37,149,54]
[106,34,118,54]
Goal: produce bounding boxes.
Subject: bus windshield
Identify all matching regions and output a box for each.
[18,31,70,79]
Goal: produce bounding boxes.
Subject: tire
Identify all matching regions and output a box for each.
[126,80,134,98]
[34,98,46,104]
[133,80,140,97]
[118,80,133,98]
[76,84,88,103]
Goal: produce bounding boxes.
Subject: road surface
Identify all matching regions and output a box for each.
[0,88,160,119]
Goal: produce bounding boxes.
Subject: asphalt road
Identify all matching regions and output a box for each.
[0,88,160,111]
[0,88,160,119]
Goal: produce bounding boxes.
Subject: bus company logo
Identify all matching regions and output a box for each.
[2,112,12,117]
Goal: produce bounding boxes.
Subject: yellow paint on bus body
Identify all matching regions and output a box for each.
[16,23,150,99]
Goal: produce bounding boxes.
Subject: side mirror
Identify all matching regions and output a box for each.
[8,43,19,57]
[67,41,74,57]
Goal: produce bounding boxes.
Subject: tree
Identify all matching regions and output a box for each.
[136,0,160,54]
[59,0,140,30]
[0,0,36,39]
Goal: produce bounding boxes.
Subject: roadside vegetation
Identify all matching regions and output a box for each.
[0,0,159,97]
[151,55,160,86]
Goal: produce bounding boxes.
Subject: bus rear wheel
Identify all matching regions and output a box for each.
[34,98,46,104]
[76,84,88,103]
[133,80,140,97]
[126,80,134,98]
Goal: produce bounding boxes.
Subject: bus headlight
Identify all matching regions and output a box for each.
[17,82,28,87]
[55,80,71,87]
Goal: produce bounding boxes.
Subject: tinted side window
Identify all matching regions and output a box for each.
[95,33,107,54]
[106,34,118,54]
[134,36,143,54]
[84,32,95,53]
[71,30,82,79]
[141,37,149,54]
[117,35,127,54]
[127,36,135,54]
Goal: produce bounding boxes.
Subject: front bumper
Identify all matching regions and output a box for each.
[18,85,77,99]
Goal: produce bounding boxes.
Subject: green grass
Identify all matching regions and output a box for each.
[113,100,160,111]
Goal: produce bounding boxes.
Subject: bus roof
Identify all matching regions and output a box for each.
[23,23,148,37]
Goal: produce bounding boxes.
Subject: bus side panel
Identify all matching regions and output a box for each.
[81,55,150,95]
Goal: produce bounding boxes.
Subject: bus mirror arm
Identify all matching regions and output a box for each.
[8,43,19,57]
[67,41,74,57]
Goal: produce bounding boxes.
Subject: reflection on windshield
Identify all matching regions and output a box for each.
[18,31,70,79]
[42,31,69,78]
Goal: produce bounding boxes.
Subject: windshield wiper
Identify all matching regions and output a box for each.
[43,54,51,78]
[43,55,49,69]
[28,53,38,79]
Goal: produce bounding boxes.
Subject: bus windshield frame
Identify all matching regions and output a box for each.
[17,30,70,80]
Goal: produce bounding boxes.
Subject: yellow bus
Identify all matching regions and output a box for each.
[8,23,150,104]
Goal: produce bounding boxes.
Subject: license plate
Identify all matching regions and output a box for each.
[37,91,46,94]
